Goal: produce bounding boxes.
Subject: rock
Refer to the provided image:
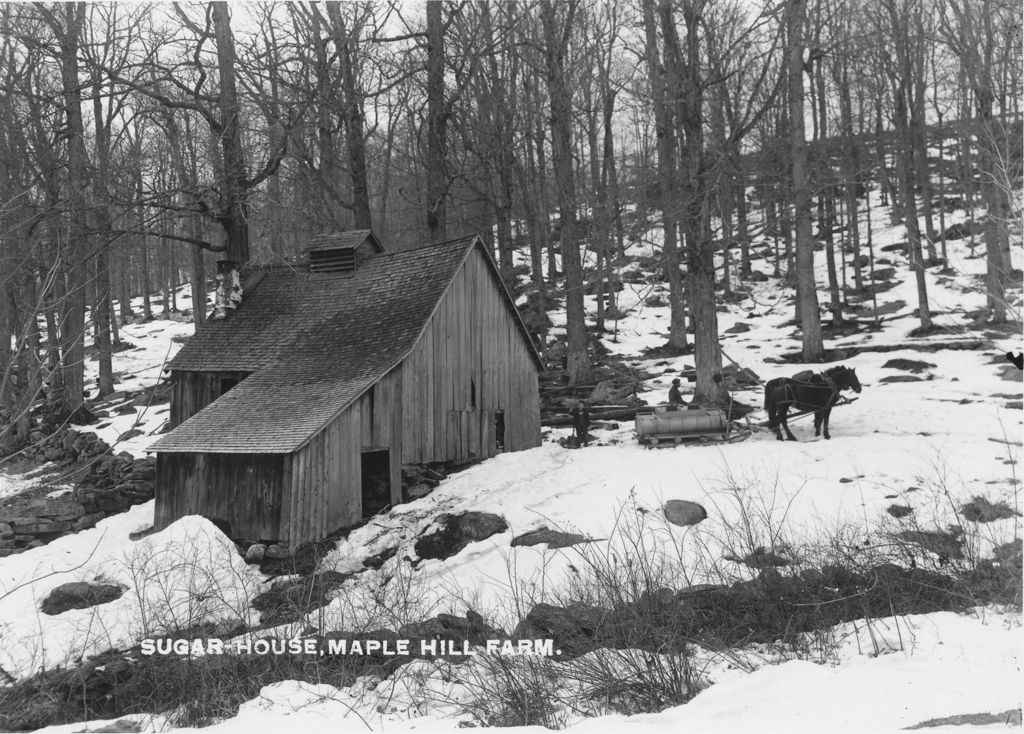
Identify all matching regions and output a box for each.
[415,512,509,561]
[41,581,124,615]
[726,546,791,568]
[362,546,398,569]
[637,586,677,610]
[36,499,86,521]
[940,220,983,240]
[748,270,770,282]
[245,543,267,564]
[0,522,11,539]
[663,500,707,527]
[264,544,289,560]
[252,571,350,625]
[398,610,503,646]
[879,375,923,383]
[724,322,751,334]
[999,365,1023,382]
[960,496,1020,523]
[43,449,67,462]
[406,483,432,500]
[8,520,72,535]
[512,602,606,654]
[116,428,144,442]
[882,358,936,374]
[992,540,1022,570]
[895,529,964,561]
[511,527,592,549]
[91,718,143,733]
[886,504,913,518]
[871,267,896,281]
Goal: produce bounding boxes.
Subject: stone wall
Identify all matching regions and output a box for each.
[0,428,155,557]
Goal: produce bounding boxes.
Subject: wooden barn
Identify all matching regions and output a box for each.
[150,232,542,545]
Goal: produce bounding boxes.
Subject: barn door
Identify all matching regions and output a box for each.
[360,450,390,518]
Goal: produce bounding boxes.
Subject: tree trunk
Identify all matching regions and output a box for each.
[326,1,372,230]
[425,0,447,241]
[52,3,90,414]
[668,0,726,405]
[642,0,688,351]
[211,1,248,317]
[540,0,590,385]
[788,0,824,359]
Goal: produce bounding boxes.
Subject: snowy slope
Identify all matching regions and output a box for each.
[2,186,1022,732]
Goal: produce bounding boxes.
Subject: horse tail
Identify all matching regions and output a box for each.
[764,382,776,428]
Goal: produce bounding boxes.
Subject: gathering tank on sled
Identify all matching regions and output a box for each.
[635,406,731,447]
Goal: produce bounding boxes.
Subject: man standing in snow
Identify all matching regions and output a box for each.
[570,402,591,447]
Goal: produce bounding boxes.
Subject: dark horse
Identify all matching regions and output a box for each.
[764,365,862,441]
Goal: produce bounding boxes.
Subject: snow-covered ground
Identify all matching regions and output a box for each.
[2,190,1022,732]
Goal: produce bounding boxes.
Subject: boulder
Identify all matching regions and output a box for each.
[960,497,1020,523]
[511,527,592,549]
[725,546,792,568]
[245,543,267,564]
[724,322,751,334]
[252,570,350,625]
[886,504,913,519]
[0,522,12,539]
[36,500,86,521]
[414,512,509,561]
[398,610,503,646]
[8,520,72,535]
[895,529,964,561]
[362,546,398,569]
[264,544,289,560]
[406,483,432,500]
[512,602,607,654]
[879,375,923,384]
[41,581,124,615]
[882,358,936,374]
[663,500,707,527]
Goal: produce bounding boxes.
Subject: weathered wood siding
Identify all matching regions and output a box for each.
[401,247,540,464]
[155,452,286,540]
[281,404,361,544]
[169,370,252,428]
[354,365,404,508]
[281,365,404,543]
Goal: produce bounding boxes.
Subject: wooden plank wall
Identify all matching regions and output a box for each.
[281,404,361,544]
[155,452,285,540]
[400,247,540,464]
[169,370,252,428]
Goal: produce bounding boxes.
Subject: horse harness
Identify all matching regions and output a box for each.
[780,371,840,410]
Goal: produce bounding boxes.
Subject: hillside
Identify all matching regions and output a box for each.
[1,167,1022,733]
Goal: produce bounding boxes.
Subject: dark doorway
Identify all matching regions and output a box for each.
[495,411,505,452]
[361,450,391,518]
[219,377,240,396]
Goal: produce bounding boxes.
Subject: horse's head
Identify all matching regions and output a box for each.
[827,365,862,393]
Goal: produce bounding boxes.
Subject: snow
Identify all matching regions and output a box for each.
[4,182,1023,731]
[0,506,263,679]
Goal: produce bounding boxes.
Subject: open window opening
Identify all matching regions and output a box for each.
[470,378,476,408]
[361,449,391,518]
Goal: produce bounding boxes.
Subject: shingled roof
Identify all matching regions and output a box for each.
[151,236,540,454]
